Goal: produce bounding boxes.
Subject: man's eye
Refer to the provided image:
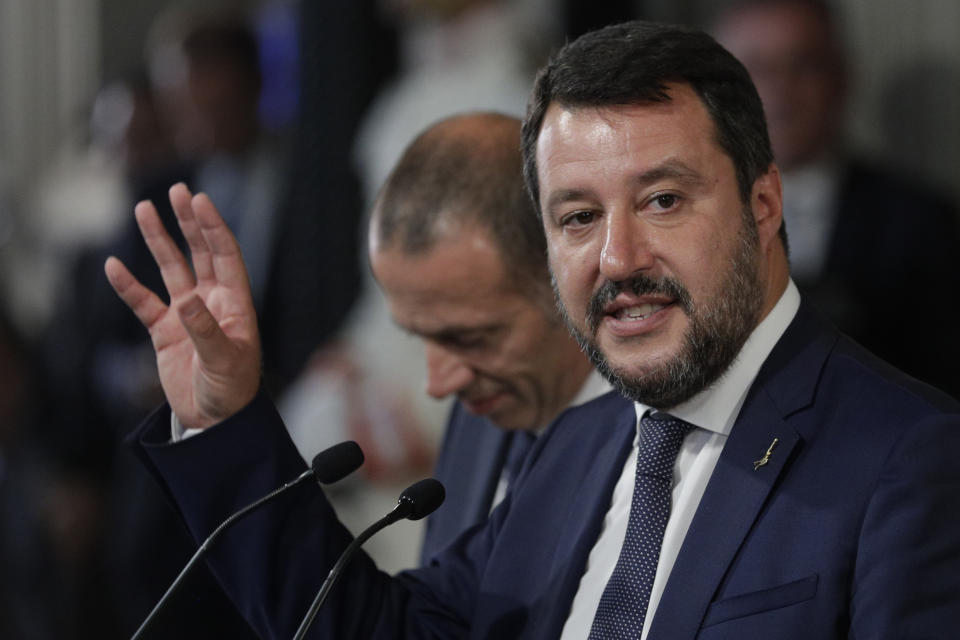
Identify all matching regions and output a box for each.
[652,194,679,210]
[441,334,487,349]
[564,210,596,226]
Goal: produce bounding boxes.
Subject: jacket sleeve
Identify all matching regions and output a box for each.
[850,413,960,636]
[127,392,482,639]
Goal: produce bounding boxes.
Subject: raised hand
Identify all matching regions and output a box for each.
[104,183,262,430]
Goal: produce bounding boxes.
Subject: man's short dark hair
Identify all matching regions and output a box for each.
[373,112,552,299]
[521,20,784,244]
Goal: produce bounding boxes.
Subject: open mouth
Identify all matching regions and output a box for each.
[596,295,679,339]
[614,301,671,321]
[586,276,690,335]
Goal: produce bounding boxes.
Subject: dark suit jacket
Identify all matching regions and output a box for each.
[131,301,960,638]
[420,404,520,564]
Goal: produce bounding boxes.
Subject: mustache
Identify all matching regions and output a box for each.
[585,275,692,334]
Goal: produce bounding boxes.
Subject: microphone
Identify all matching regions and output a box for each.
[292,478,445,640]
[130,441,364,640]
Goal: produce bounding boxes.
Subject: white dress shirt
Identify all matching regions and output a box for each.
[781,159,841,282]
[560,281,800,639]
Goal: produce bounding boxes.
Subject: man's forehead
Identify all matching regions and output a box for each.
[536,88,718,172]
[537,84,710,142]
[371,224,503,285]
[374,236,526,311]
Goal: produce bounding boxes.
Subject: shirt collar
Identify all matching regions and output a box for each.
[534,369,612,436]
[634,280,801,436]
[571,369,614,408]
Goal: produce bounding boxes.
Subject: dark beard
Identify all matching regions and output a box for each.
[554,209,764,410]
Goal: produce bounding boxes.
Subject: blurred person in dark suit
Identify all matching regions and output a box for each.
[0,305,114,639]
[712,0,960,396]
[366,113,609,562]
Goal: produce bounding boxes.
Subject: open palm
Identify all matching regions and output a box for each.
[104,183,262,430]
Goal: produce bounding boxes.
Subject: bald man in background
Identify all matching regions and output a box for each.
[366,113,607,560]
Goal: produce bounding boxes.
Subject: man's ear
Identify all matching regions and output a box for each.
[751,163,783,250]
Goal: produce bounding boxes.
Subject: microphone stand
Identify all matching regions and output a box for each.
[291,501,410,640]
[131,468,315,640]
[291,479,443,640]
[129,439,363,640]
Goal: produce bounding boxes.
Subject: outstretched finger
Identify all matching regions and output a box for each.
[104,256,169,330]
[135,199,197,297]
[169,183,215,284]
[191,192,252,291]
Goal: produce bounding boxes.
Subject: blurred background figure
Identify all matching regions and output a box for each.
[712,0,960,397]
[0,306,106,639]
[280,0,561,571]
[878,58,960,208]
[354,0,552,198]
[18,2,390,636]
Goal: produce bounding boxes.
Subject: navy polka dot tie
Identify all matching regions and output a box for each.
[588,412,694,639]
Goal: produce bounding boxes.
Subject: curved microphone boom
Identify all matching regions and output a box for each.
[130,441,364,640]
[292,478,446,640]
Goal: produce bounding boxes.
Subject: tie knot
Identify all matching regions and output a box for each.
[637,412,694,480]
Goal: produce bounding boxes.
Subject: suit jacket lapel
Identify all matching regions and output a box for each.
[461,422,512,527]
[423,411,512,562]
[649,392,800,638]
[532,395,637,639]
[648,302,837,638]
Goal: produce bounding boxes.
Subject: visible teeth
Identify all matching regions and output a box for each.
[620,303,661,320]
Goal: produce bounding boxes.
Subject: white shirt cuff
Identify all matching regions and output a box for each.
[170,413,205,442]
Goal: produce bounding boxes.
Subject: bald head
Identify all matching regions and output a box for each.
[371,112,550,299]
[368,112,594,430]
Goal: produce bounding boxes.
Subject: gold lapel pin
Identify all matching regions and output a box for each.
[753,437,779,471]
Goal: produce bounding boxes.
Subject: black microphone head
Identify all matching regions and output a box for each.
[311,441,364,484]
[397,478,445,520]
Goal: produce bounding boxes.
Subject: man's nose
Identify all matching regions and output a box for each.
[599,213,655,282]
[424,343,475,399]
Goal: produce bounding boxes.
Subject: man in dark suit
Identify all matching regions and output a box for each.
[364,113,605,561]
[711,0,960,396]
[107,20,960,638]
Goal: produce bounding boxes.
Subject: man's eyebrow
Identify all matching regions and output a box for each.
[545,160,707,212]
[397,322,501,342]
[632,160,707,187]
[545,189,592,212]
